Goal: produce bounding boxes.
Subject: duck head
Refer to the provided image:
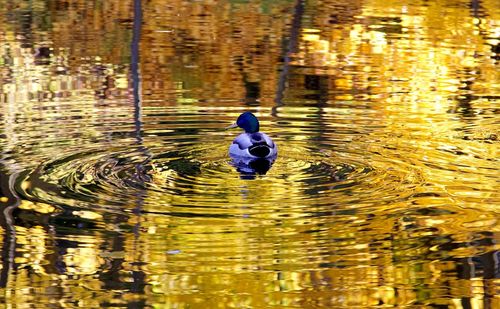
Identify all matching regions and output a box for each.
[226,112,259,133]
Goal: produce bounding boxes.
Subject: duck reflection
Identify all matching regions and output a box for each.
[230,155,276,179]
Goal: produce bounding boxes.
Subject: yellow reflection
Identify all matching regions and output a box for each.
[18,200,59,214]
[64,245,103,275]
[0,0,498,308]
[72,210,103,220]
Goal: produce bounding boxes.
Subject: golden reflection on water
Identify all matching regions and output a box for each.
[0,0,499,308]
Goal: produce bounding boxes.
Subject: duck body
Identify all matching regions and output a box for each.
[227,112,278,160]
[229,132,277,159]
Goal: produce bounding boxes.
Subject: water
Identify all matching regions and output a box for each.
[1,0,499,308]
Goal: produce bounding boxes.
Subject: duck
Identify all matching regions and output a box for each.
[227,112,277,159]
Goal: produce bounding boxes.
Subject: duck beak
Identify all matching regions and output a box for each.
[225,123,238,130]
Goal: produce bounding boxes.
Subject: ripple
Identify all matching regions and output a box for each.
[12,133,427,225]
[10,104,496,232]
[15,147,152,214]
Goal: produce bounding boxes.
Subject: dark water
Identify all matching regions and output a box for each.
[0,0,498,308]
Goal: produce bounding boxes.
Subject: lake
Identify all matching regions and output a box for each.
[0,0,498,308]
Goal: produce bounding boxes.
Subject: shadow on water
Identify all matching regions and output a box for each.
[0,165,19,288]
[127,0,147,299]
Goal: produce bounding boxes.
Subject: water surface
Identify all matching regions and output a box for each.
[0,0,498,308]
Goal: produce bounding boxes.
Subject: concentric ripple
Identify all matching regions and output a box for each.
[15,147,153,214]
[11,105,497,232]
[13,132,427,222]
